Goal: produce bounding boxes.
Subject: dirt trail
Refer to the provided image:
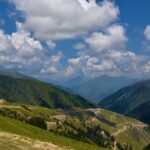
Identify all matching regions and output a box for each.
[0,131,68,150]
[0,99,21,109]
[132,124,148,128]
[112,122,148,137]
[90,109,101,116]
[112,125,129,136]
[110,111,148,137]
[0,105,21,109]
[110,113,116,122]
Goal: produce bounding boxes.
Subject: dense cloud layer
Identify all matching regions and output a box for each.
[10,0,119,40]
[0,0,150,81]
[0,22,63,76]
[65,24,149,78]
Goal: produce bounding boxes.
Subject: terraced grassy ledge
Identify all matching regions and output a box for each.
[0,115,108,150]
[0,101,150,150]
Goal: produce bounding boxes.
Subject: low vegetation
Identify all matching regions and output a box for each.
[0,115,107,150]
[0,74,95,109]
[0,101,150,150]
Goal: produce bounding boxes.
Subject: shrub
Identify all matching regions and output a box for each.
[143,144,150,150]
[27,116,47,130]
[21,105,30,111]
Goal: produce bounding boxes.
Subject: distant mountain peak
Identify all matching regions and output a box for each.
[72,75,139,103]
[0,69,34,80]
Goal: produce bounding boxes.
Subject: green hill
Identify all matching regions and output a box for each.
[0,101,150,150]
[0,115,108,150]
[72,75,138,103]
[99,79,150,124]
[0,73,94,109]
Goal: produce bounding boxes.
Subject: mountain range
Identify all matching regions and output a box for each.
[72,75,139,103]
[99,79,150,124]
[56,76,89,88]
[0,70,150,149]
[0,71,94,109]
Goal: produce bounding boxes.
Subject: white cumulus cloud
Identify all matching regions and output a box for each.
[0,22,64,79]
[144,25,150,41]
[66,26,148,78]
[10,0,119,40]
[85,25,127,52]
[1,0,150,81]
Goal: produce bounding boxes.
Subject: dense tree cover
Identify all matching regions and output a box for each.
[0,74,95,109]
[27,116,47,129]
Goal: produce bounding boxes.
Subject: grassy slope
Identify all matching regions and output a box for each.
[128,101,150,124]
[0,74,94,109]
[98,109,150,150]
[0,115,107,150]
[99,79,150,124]
[0,102,150,150]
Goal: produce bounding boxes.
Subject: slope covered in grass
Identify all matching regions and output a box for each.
[99,79,150,124]
[0,115,108,150]
[0,74,94,109]
[0,101,150,150]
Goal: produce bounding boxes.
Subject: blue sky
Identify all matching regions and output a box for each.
[115,0,150,53]
[0,0,150,82]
